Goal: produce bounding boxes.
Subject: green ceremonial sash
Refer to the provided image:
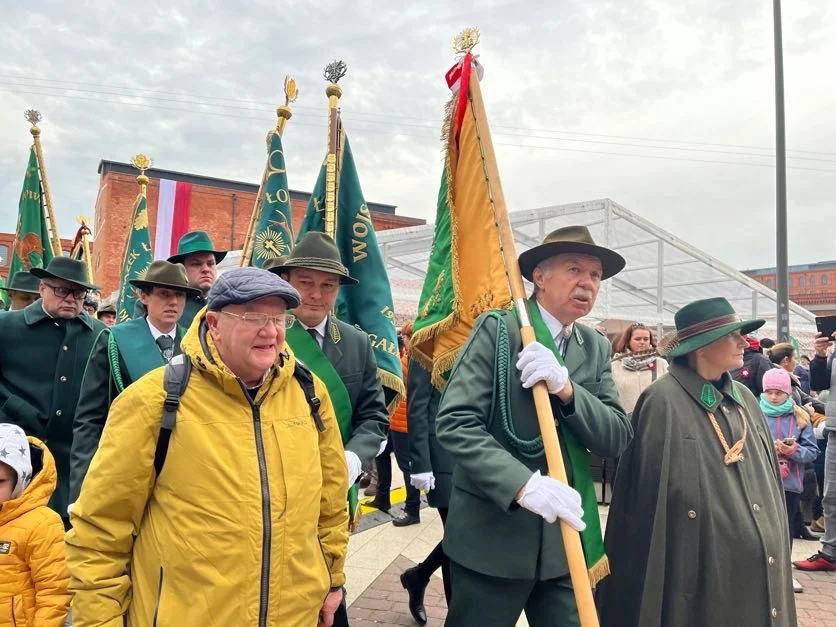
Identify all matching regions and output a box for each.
[285,323,359,523]
[526,300,609,586]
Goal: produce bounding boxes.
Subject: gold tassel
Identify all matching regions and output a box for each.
[588,555,611,588]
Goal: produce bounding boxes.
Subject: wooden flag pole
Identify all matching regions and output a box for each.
[25,110,62,257]
[323,60,347,241]
[459,29,600,627]
[241,76,297,266]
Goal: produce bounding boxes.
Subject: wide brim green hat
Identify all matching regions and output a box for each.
[129,260,202,296]
[30,257,100,290]
[271,232,358,285]
[661,296,765,358]
[167,230,228,265]
[97,303,117,316]
[518,225,626,281]
[0,271,40,294]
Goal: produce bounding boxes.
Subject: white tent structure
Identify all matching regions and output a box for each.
[375,198,818,344]
[220,198,817,345]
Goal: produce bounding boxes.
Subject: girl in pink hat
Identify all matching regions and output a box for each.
[761,367,820,592]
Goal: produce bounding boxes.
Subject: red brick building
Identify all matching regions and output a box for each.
[0,234,74,281]
[743,261,836,316]
[91,160,425,296]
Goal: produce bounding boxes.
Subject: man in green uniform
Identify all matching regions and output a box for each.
[96,302,117,327]
[435,226,632,627]
[69,260,201,504]
[270,232,390,627]
[0,270,41,311]
[0,257,104,527]
[597,297,796,626]
[134,230,227,328]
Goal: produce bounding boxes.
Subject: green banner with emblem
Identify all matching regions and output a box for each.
[116,192,153,322]
[297,129,404,412]
[10,146,54,282]
[248,129,295,267]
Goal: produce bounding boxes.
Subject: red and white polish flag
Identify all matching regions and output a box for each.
[154,179,192,259]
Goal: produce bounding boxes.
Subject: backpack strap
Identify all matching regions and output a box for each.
[155,354,192,476]
[292,361,326,432]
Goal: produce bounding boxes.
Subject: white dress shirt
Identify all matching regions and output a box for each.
[535,301,573,356]
[146,318,177,343]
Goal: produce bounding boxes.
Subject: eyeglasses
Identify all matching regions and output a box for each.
[43,283,88,300]
[221,310,295,329]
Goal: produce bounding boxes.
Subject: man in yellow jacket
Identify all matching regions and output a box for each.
[66,268,350,627]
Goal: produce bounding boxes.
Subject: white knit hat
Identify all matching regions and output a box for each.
[0,424,32,499]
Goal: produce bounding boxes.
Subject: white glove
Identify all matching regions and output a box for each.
[410,472,436,492]
[516,342,570,395]
[345,450,363,485]
[516,470,586,531]
[376,438,389,456]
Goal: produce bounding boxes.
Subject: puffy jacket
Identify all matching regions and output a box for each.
[390,354,409,433]
[732,349,773,397]
[0,436,70,627]
[66,314,350,627]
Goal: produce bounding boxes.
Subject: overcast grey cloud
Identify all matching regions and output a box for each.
[0,0,833,269]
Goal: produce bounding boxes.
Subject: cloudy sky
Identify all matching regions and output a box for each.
[0,0,833,270]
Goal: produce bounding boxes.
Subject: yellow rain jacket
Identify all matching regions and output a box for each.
[0,436,70,627]
[66,316,349,627]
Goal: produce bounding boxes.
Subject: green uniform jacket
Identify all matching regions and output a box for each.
[322,316,389,463]
[0,302,104,516]
[69,318,184,503]
[133,293,205,330]
[406,358,452,509]
[597,361,796,627]
[436,310,631,580]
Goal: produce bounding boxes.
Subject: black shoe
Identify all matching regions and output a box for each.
[400,566,428,626]
[364,497,391,512]
[798,526,821,541]
[392,512,421,527]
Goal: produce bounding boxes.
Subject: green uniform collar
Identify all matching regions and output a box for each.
[22,300,95,330]
[668,361,746,412]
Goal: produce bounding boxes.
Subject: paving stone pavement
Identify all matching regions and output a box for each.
[795,570,836,627]
[349,555,448,627]
[349,551,836,626]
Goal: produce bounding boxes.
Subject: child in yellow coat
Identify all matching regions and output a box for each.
[0,424,70,626]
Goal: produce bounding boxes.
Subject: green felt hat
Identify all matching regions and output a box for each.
[661,297,765,358]
[129,260,202,296]
[30,257,100,290]
[261,255,288,271]
[271,232,358,285]
[518,225,626,281]
[97,302,117,316]
[0,271,40,294]
[167,231,228,264]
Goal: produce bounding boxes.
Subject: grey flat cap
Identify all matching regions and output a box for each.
[207,267,301,311]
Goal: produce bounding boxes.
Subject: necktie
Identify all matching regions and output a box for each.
[156,335,175,362]
[307,328,319,345]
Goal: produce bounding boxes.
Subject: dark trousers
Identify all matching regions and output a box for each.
[412,508,451,603]
[445,561,579,627]
[374,432,421,517]
[786,491,802,547]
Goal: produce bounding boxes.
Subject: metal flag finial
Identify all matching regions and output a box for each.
[284,75,298,106]
[24,109,42,126]
[324,60,348,84]
[453,27,480,54]
[131,154,152,186]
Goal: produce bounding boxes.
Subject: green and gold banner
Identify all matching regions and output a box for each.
[298,129,405,412]
[9,146,54,282]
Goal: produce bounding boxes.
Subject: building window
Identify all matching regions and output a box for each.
[788,277,793,288]
[767,278,774,288]
[823,275,829,285]
[798,276,805,287]
[810,276,816,287]
[0,244,8,267]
